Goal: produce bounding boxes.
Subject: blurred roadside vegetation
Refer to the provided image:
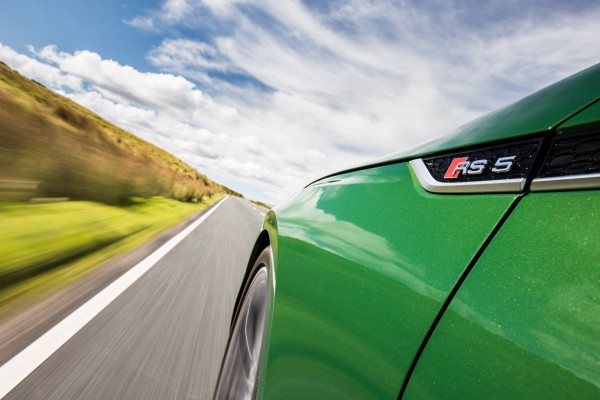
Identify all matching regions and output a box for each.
[0,63,241,316]
[0,61,241,204]
[251,199,270,209]
[0,196,223,318]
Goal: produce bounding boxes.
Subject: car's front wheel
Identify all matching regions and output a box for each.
[214,247,271,400]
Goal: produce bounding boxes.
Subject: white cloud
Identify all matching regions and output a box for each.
[29,45,243,132]
[0,44,82,90]
[33,46,222,117]
[125,0,206,31]
[148,39,226,73]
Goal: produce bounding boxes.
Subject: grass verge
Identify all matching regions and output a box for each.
[0,195,224,318]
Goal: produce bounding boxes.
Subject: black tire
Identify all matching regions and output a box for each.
[214,247,271,400]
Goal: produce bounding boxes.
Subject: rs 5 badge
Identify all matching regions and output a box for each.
[418,138,542,192]
[443,156,516,179]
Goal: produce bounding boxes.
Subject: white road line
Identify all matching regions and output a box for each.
[250,205,267,216]
[0,197,228,399]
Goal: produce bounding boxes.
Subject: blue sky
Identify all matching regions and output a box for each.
[1,0,599,203]
[0,1,153,67]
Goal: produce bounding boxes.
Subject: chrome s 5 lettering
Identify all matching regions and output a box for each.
[444,155,516,179]
[491,156,517,173]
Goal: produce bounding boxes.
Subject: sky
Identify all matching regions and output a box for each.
[0,0,599,204]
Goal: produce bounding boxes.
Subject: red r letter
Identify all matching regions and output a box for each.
[444,157,469,179]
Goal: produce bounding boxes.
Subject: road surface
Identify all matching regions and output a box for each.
[0,196,266,400]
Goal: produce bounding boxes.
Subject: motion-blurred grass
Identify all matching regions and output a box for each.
[250,199,271,209]
[0,195,223,318]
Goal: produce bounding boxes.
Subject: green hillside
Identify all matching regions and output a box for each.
[0,61,241,204]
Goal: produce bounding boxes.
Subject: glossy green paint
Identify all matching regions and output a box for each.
[259,162,519,399]
[404,190,600,399]
[328,64,600,179]
[558,99,600,134]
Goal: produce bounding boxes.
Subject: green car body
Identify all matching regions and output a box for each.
[247,65,600,399]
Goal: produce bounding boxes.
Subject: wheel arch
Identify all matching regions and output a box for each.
[230,209,277,331]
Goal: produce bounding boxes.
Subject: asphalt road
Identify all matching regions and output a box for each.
[2,196,265,400]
